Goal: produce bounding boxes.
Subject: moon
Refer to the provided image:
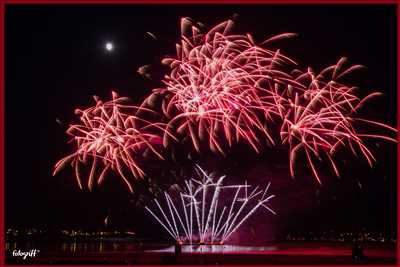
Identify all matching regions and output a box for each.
[105,42,113,52]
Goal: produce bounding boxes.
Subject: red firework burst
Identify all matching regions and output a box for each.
[53,91,175,192]
[147,18,297,154]
[55,18,397,189]
[279,58,397,183]
[145,18,396,183]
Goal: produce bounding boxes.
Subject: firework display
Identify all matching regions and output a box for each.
[145,165,276,244]
[53,91,175,192]
[54,17,396,191]
[146,18,297,154]
[279,62,397,183]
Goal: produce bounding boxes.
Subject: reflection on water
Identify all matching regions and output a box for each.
[5,239,397,265]
[6,241,18,251]
[148,244,279,253]
[6,239,170,254]
[6,240,278,255]
[6,239,397,256]
[62,241,106,253]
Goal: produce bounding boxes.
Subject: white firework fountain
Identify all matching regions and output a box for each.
[145,165,276,245]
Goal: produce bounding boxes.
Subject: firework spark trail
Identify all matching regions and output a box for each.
[55,18,397,191]
[145,166,276,244]
[143,18,297,155]
[278,60,397,183]
[143,18,397,184]
[53,91,176,192]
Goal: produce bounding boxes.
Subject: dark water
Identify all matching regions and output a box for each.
[5,239,396,265]
[6,238,165,254]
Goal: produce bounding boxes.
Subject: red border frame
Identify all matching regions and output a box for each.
[1,0,5,266]
[397,3,400,267]
[0,0,398,3]
[0,1,398,267]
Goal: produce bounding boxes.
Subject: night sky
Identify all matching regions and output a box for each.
[5,4,397,242]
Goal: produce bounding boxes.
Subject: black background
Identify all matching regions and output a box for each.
[5,4,397,241]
